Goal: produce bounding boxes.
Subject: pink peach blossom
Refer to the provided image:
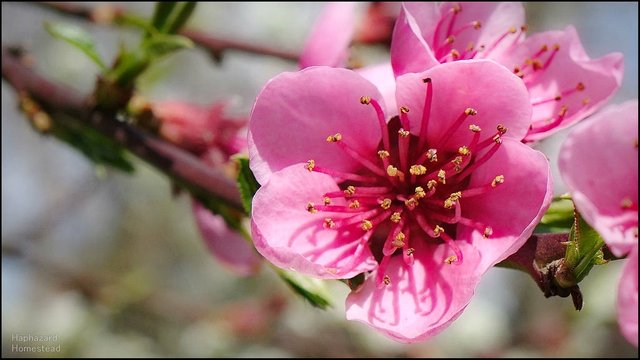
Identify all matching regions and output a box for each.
[391,2,623,142]
[248,61,552,342]
[559,100,638,347]
[153,100,262,276]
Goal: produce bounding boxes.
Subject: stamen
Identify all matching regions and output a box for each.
[361,219,373,231]
[458,146,470,156]
[621,197,634,209]
[363,97,391,152]
[381,198,392,209]
[461,175,504,197]
[344,185,356,196]
[435,107,477,148]
[444,192,462,209]
[398,128,410,172]
[417,78,434,150]
[399,106,410,130]
[392,232,406,248]
[410,164,427,176]
[440,231,463,264]
[390,212,402,223]
[311,165,378,183]
[324,197,331,205]
[531,82,587,106]
[305,159,315,171]
[323,218,335,228]
[330,136,386,176]
[437,169,446,184]
[414,186,426,199]
[326,133,342,142]
[306,202,317,213]
[387,165,405,182]
[456,139,502,181]
[528,105,568,135]
[349,200,361,209]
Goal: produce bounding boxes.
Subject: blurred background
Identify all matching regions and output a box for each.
[2,2,638,357]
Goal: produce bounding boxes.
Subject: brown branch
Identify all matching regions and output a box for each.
[36,2,300,62]
[2,46,244,211]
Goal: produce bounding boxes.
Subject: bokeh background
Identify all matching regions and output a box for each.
[2,2,638,357]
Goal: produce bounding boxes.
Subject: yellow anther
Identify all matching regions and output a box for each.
[410,164,427,176]
[323,196,331,205]
[508,26,517,34]
[387,165,399,177]
[437,169,446,184]
[444,192,461,209]
[426,180,437,190]
[344,185,356,196]
[465,108,478,116]
[378,150,390,159]
[404,197,418,209]
[381,198,392,209]
[305,159,315,171]
[473,21,482,29]
[390,212,402,223]
[398,128,410,137]
[492,175,505,187]
[360,96,371,105]
[451,156,463,165]
[576,82,586,91]
[415,187,426,199]
[469,124,482,132]
[326,133,342,142]
[458,146,470,156]
[383,275,391,285]
[451,49,460,59]
[306,202,317,214]
[348,200,361,209]
[483,226,493,238]
[445,255,458,264]
[621,198,634,209]
[497,124,507,134]
[392,232,406,248]
[445,35,455,44]
[426,148,438,162]
[493,134,502,144]
[400,106,410,114]
[433,225,444,237]
[323,218,335,228]
[361,220,373,231]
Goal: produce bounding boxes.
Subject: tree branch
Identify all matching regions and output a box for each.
[36,2,300,62]
[2,46,244,211]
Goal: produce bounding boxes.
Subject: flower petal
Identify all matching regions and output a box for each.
[497,26,624,142]
[559,100,638,257]
[356,62,398,116]
[248,67,384,185]
[457,138,553,270]
[618,247,639,347]
[193,201,262,276]
[390,3,440,77]
[251,164,377,279]
[299,2,359,69]
[395,60,532,147]
[346,241,482,343]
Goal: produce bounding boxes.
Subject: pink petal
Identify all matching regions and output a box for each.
[193,201,262,276]
[497,26,624,142]
[346,241,482,343]
[356,62,397,116]
[248,67,384,185]
[559,101,638,257]
[457,138,553,270]
[394,60,532,147]
[251,164,377,279]
[618,246,639,347]
[299,2,359,69]
[390,3,440,77]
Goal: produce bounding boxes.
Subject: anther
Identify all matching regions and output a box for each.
[469,124,481,132]
[426,180,437,190]
[582,98,591,105]
[445,35,455,44]
[508,27,517,34]
[521,24,528,32]
[387,165,399,177]
[465,108,478,116]
[452,4,461,13]
[458,146,470,156]
[344,186,356,196]
[400,106,410,114]
[404,197,419,209]
[360,96,371,105]
[576,82,585,91]
[326,133,342,142]
[433,225,445,237]
[491,175,505,187]
[406,248,415,256]
[451,49,460,60]
[410,165,427,176]
[445,255,458,264]
[383,275,391,285]
[390,212,402,223]
[426,148,438,162]
[444,192,462,209]
[415,187,426,199]
[437,169,447,184]
[552,43,560,50]
[483,226,493,238]
[305,159,315,171]
[381,198,392,209]
[323,218,335,228]
[323,197,331,205]
[392,232,406,248]
[423,77,432,83]
[451,156,463,165]
[378,150,390,159]
[472,21,481,29]
[621,198,633,209]
[493,134,502,144]
[348,200,361,209]
[361,220,373,231]
[497,124,507,134]
[398,128,410,137]
[306,202,317,213]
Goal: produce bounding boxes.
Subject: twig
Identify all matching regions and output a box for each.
[36,2,300,62]
[2,46,244,211]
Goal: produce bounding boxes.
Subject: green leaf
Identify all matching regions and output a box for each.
[44,22,107,71]
[235,156,261,215]
[273,267,332,310]
[150,2,178,34]
[540,198,575,228]
[142,33,193,59]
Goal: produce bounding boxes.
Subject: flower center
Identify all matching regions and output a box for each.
[305,78,506,287]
